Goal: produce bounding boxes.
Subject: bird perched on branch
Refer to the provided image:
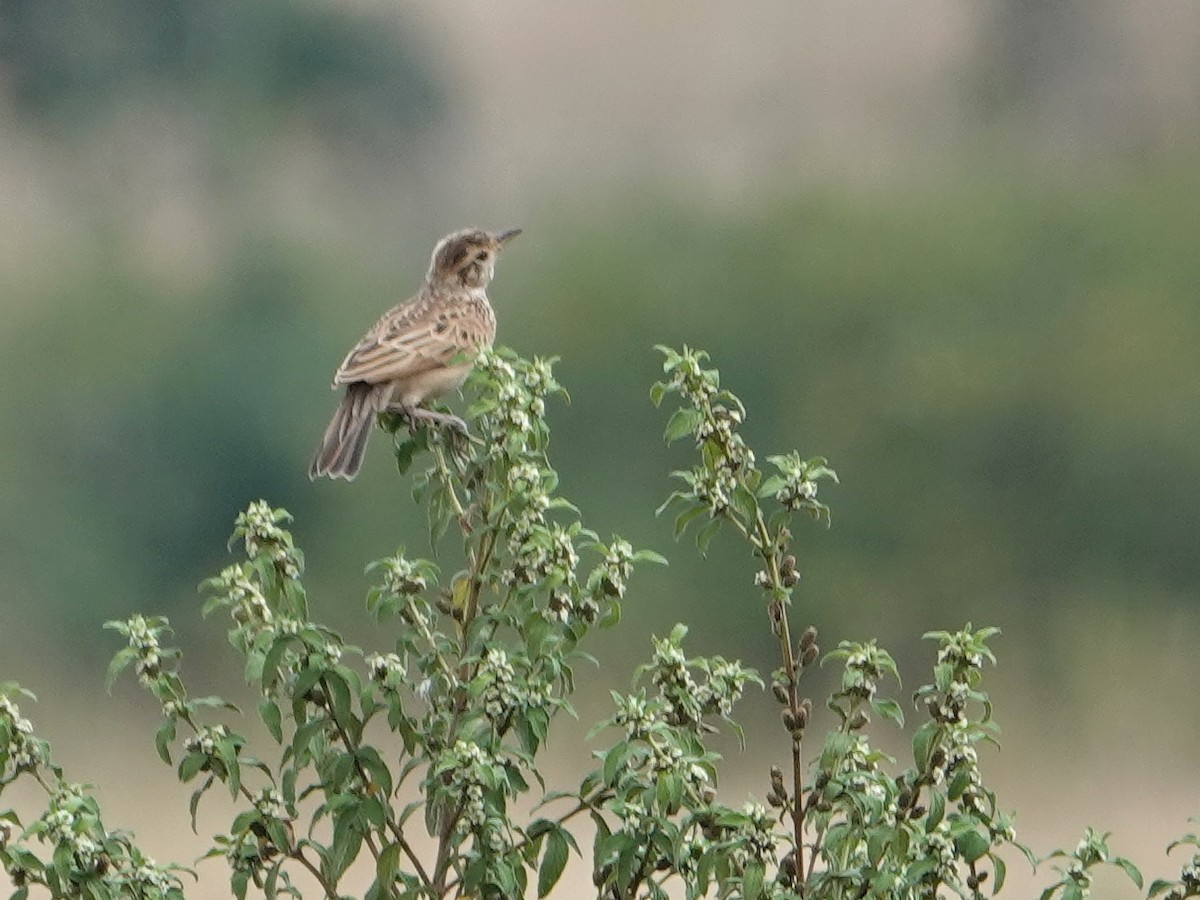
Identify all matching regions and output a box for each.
[309,226,521,480]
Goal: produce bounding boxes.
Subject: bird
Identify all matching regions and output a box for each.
[309,227,521,480]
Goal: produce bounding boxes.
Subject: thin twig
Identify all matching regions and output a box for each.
[753,510,806,885]
[291,847,341,899]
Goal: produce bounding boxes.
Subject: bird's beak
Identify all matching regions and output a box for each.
[493,227,522,245]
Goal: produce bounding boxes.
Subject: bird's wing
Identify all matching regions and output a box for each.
[332,293,487,386]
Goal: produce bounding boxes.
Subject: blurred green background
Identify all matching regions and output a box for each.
[2,1,1199,895]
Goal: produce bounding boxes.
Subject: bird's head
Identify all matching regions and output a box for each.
[427,227,522,289]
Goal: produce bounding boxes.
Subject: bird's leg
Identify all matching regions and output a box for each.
[396,404,469,434]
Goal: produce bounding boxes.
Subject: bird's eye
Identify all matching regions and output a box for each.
[476,251,490,261]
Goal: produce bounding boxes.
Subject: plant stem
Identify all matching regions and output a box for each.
[432,796,467,893]
[753,510,806,885]
[292,847,341,899]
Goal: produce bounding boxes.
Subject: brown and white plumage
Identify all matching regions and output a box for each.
[309,227,520,480]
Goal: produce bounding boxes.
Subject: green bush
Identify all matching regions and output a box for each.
[2,346,1192,899]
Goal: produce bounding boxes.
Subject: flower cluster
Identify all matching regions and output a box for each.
[648,633,702,727]
[476,648,522,720]
[840,640,892,703]
[1060,833,1105,891]
[128,854,179,896]
[705,405,755,471]
[613,692,657,739]
[1175,853,1200,896]
[685,462,739,515]
[918,627,997,731]
[764,452,835,515]
[183,724,229,756]
[945,724,987,811]
[587,537,635,600]
[474,350,561,444]
[660,346,718,406]
[937,627,991,672]
[520,355,557,400]
[921,821,958,886]
[697,657,755,718]
[507,462,551,521]
[654,346,756,515]
[109,614,176,687]
[365,652,406,689]
[232,500,302,579]
[736,801,777,862]
[434,741,510,853]
[642,630,760,731]
[841,735,893,808]
[253,787,289,821]
[0,693,47,773]
[35,784,107,873]
[207,564,273,631]
[506,522,586,624]
[647,738,711,792]
[612,797,650,833]
[373,553,433,597]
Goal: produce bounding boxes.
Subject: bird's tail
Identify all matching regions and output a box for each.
[309,383,382,480]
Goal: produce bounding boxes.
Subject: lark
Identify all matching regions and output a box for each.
[309,227,521,480]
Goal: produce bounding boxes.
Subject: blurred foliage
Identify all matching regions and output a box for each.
[1,0,1198,701]
[4,166,1200,678]
[0,0,441,140]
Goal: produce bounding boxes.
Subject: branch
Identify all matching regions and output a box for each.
[291,847,341,899]
[752,509,806,884]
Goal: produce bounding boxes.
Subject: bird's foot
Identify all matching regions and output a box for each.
[400,406,469,434]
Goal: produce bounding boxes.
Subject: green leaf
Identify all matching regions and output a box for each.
[870,698,904,727]
[394,436,423,475]
[664,407,703,443]
[327,808,364,885]
[291,718,326,764]
[356,746,395,797]
[178,751,207,783]
[632,549,668,565]
[231,869,249,900]
[695,517,722,556]
[991,853,1007,892]
[188,776,214,833]
[259,699,283,744]
[261,635,298,692]
[154,718,177,765]
[955,827,989,863]
[926,789,945,831]
[742,861,765,900]
[538,828,570,898]
[656,772,682,815]
[1113,857,1143,889]
[867,827,890,867]
[756,474,786,498]
[216,739,242,798]
[602,742,629,786]
[673,504,708,540]
[1148,878,1177,898]
[376,842,402,892]
[324,670,354,729]
[730,484,758,524]
[912,722,938,770]
[105,648,137,692]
